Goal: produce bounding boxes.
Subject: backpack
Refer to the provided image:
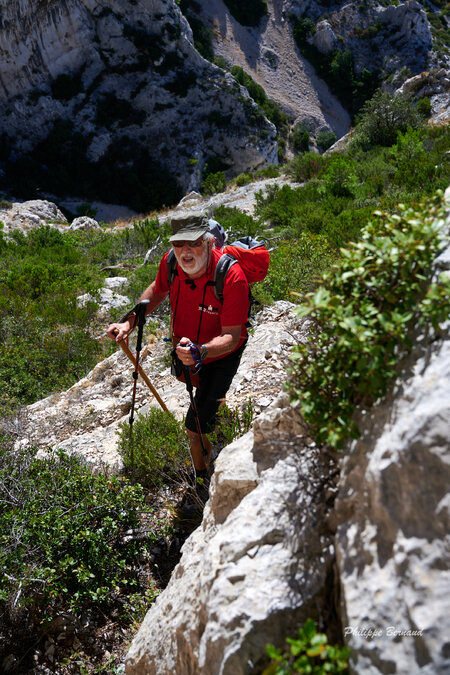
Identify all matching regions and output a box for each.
[167,235,269,303]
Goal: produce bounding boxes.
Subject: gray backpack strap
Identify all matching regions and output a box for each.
[167,249,178,287]
[213,253,238,303]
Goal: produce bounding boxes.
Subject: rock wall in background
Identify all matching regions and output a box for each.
[0,0,277,203]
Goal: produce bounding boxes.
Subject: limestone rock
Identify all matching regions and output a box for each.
[397,68,450,124]
[377,1,432,49]
[70,216,102,231]
[0,0,277,200]
[335,329,450,674]
[311,20,338,55]
[0,199,68,234]
[125,395,338,675]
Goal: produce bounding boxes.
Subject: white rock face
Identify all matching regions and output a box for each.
[70,216,102,231]
[397,68,450,124]
[0,199,68,233]
[0,0,277,197]
[377,1,432,48]
[311,20,338,55]
[335,330,450,675]
[125,396,338,675]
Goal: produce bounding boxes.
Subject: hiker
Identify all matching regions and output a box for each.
[107,211,249,496]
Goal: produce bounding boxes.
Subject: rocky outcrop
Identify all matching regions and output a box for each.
[334,229,450,674]
[289,0,436,76]
[398,68,450,124]
[125,395,340,675]
[334,331,450,674]
[0,199,68,234]
[0,0,277,204]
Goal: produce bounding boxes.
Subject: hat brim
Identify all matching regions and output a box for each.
[169,229,206,242]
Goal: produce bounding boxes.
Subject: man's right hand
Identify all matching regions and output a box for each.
[106,320,131,342]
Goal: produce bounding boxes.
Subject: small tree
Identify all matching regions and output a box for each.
[353,90,423,148]
[317,130,337,153]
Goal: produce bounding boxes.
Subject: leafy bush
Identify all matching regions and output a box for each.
[117,408,190,488]
[290,123,310,153]
[390,127,436,189]
[287,152,326,182]
[289,191,450,449]
[0,226,112,415]
[320,156,359,198]
[201,170,227,195]
[213,205,262,239]
[265,618,349,674]
[416,96,432,119]
[352,90,423,148]
[255,234,336,303]
[317,131,337,152]
[0,442,156,630]
[209,399,254,446]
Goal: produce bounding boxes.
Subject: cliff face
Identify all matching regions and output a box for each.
[0,0,277,208]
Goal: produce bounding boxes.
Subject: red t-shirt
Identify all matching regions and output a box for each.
[154,248,249,362]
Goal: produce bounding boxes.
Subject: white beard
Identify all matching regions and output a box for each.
[175,245,209,277]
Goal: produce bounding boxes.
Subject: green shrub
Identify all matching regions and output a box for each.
[265,618,350,674]
[117,408,190,487]
[201,170,227,195]
[255,233,336,303]
[209,399,254,446]
[353,90,423,148]
[290,123,310,153]
[234,172,254,187]
[416,96,432,118]
[213,205,262,239]
[289,191,450,449]
[0,442,156,629]
[0,226,113,415]
[390,127,435,189]
[320,156,359,198]
[288,152,326,182]
[317,130,337,152]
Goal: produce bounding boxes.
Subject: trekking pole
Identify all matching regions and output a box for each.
[118,340,168,412]
[182,365,210,471]
[128,300,150,464]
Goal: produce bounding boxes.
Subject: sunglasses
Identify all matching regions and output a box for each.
[172,238,204,248]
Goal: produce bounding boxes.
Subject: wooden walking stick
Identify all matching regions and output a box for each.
[119,338,168,412]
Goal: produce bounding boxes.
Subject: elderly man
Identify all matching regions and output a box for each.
[107,211,249,505]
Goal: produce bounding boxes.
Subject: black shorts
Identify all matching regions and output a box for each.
[185,341,246,435]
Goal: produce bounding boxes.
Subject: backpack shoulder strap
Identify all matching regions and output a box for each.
[213,253,238,303]
[167,249,178,287]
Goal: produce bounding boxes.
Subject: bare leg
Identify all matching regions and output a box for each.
[186,428,212,471]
